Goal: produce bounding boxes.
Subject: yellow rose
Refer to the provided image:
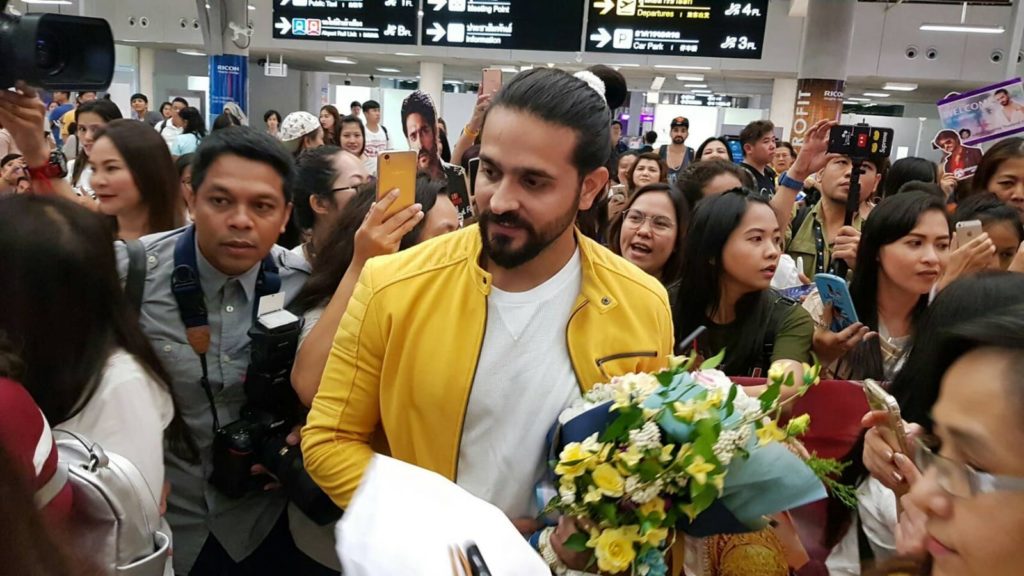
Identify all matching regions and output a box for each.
[587,527,640,573]
[767,362,787,384]
[756,421,787,446]
[555,443,593,479]
[672,400,710,422]
[592,463,626,497]
[638,496,666,521]
[583,485,603,504]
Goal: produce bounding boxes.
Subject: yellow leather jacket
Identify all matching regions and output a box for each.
[302,225,674,507]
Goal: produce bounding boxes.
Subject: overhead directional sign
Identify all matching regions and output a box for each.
[273,0,417,44]
[421,0,585,51]
[585,0,768,59]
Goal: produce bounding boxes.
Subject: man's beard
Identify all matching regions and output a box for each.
[672,136,685,144]
[478,197,579,269]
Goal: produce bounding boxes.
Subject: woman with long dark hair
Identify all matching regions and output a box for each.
[338,114,372,173]
[673,189,813,378]
[808,192,951,381]
[952,192,1024,270]
[290,176,460,405]
[0,194,195,496]
[626,151,669,194]
[171,107,207,157]
[694,136,732,162]
[971,137,1024,220]
[319,104,342,146]
[67,99,122,197]
[609,183,689,306]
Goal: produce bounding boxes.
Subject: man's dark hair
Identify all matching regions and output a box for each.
[171,97,189,107]
[362,100,380,111]
[486,68,611,176]
[611,120,623,129]
[644,131,658,145]
[52,90,70,98]
[677,158,753,207]
[350,100,362,109]
[130,93,148,103]
[996,88,1010,97]
[935,129,959,144]
[739,120,775,147]
[191,126,295,203]
[77,91,96,101]
[401,91,437,138]
[1,153,22,168]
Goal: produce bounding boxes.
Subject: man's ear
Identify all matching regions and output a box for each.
[280,202,292,234]
[579,166,610,211]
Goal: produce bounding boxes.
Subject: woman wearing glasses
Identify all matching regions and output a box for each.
[292,146,372,265]
[889,307,1024,576]
[609,183,689,307]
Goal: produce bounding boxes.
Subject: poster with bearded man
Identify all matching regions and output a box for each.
[401,90,471,221]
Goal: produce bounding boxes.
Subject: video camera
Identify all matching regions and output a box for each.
[210,308,341,526]
[0,0,114,89]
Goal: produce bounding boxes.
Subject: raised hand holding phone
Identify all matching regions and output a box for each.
[814,273,859,331]
[376,150,417,216]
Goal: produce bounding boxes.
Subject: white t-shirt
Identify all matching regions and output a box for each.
[156,119,183,149]
[66,159,94,198]
[60,348,174,498]
[364,125,391,168]
[457,249,583,518]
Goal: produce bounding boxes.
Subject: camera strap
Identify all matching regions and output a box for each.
[171,225,281,432]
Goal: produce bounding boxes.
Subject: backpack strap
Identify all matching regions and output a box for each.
[125,239,147,313]
[790,205,812,239]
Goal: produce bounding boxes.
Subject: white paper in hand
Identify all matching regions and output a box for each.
[336,455,551,576]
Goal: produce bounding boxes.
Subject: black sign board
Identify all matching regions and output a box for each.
[422,0,585,51]
[272,0,417,44]
[585,0,768,59]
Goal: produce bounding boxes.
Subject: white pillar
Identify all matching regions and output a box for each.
[771,78,798,140]
[419,61,444,116]
[138,47,156,102]
[300,71,331,114]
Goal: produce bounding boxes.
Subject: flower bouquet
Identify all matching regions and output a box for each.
[544,351,849,575]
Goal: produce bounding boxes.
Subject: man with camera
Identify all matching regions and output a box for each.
[113,127,335,576]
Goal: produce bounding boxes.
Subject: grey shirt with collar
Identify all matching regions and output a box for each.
[116,226,311,573]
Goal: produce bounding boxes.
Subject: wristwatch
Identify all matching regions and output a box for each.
[28,150,68,180]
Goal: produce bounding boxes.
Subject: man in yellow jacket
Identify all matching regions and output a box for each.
[302,68,674,567]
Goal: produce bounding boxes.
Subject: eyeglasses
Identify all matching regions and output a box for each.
[914,438,1024,498]
[331,176,374,197]
[622,208,676,234]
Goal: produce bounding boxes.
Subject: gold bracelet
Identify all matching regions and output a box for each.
[464,124,480,138]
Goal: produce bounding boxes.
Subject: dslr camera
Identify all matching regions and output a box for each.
[210,307,341,526]
[0,0,114,89]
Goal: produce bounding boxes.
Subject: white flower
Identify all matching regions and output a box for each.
[712,429,742,466]
[629,421,663,451]
[560,491,576,505]
[625,475,641,494]
[581,432,602,454]
[630,480,663,504]
[694,369,733,394]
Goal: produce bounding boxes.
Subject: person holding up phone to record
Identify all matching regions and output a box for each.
[802,192,950,380]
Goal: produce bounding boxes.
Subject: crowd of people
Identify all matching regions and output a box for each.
[0,62,1023,576]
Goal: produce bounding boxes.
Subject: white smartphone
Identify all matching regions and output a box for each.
[955,219,983,247]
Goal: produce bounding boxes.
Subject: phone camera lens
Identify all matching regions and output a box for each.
[384,154,390,160]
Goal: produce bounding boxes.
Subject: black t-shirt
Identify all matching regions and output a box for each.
[740,162,776,197]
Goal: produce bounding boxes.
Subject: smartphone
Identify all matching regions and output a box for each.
[827,124,895,159]
[955,219,983,247]
[609,183,627,201]
[725,137,745,163]
[864,379,910,455]
[468,157,480,199]
[814,273,859,331]
[779,283,816,301]
[376,150,417,216]
[481,68,502,96]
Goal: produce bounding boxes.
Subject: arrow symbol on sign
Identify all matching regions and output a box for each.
[593,0,613,15]
[428,21,446,42]
[590,27,611,48]
[275,17,292,35]
[280,0,290,5]
[427,0,447,10]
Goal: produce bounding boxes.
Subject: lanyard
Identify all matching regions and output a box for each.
[170,225,281,431]
[811,218,843,276]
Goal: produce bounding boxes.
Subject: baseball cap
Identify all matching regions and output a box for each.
[279,111,320,152]
[670,116,689,129]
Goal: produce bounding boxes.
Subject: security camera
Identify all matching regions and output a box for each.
[344,79,352,86]
[369,74,375,82]
[228,21,252,42]
[925,47,938,60]
[139,16,149,27]
[905,45,918,59]
[992,50,1005,63]
[257,58,267,67]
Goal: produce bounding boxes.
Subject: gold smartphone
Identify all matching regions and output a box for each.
[481,68,502,95]
[864,379,910,455]
[376,150,417,216]
[955,219,982,247]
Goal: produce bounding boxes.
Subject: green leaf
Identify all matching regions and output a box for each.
[600,405,645,443]
[700,348,726,371]
[638,458,662,483]
[759,381,782,413]
[724,382,738,417]
[597,501,619,524]
[656,370,676,387]
[563,532,591,553]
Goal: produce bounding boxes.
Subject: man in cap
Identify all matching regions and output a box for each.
[659,116,694,185]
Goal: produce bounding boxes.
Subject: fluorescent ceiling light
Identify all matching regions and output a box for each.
[177,49,206,57]
[675,74,704,82]
[248,5,255,9]
[651,76,666,91]
[395,52,420,57]
[376,67,401,73]
[23,0,72,4]
[325,56,357,64]
[444,80,464,84]
[546,63,555,67]
[490,66,517,73]
[691,89,713,94]
[920,23,1004,34]
[883,82,918,91]
[655,64,712,70]
[613,63,640,68]
[863,92,891,98]
[684,83,708,88]
[847,96,871,102]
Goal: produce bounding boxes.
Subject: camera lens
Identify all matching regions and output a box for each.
[35,34,65,76]
[384,154,390,160]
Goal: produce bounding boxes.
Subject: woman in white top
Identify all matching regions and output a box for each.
[0,194,196,498]
[66,99,122,199]
[171,107,206,158]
